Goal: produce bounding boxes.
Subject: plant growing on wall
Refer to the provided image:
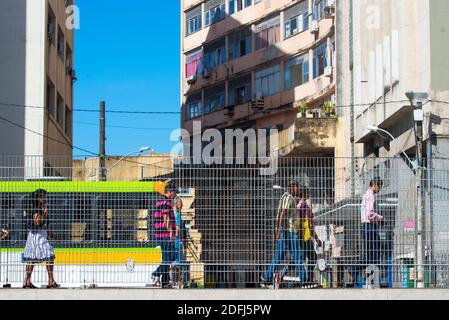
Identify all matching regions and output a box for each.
[297,100,308,117]
[323,100,336,117]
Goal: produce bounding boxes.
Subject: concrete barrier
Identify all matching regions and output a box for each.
[1,289,449,300]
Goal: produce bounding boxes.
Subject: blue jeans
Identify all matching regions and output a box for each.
[173,236,185,265]
[264,230,307,283]
[152,239,175,285]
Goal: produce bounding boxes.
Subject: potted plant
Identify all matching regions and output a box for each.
[323,100,335,117]
[297,100,308,118]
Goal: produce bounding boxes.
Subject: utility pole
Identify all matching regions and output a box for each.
[99,101,106,181]
[414,100,425,289]
[406,91,428,289]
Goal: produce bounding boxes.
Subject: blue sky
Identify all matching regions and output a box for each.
[74,0,181,157]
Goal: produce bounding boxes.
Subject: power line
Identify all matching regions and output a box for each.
[75,121,176,131]
[0,113,175,169]
[0,101,180,115]
[75,108,181,115]
[4,99,448,114]
[0,115,99,156]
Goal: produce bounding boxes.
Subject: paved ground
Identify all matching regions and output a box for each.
[0,289,448,300]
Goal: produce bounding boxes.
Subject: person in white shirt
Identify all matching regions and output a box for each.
[350,177,384,287]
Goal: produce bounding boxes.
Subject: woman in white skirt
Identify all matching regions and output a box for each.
[23,189,59,289]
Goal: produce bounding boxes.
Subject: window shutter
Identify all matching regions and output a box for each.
[284,1,308,21]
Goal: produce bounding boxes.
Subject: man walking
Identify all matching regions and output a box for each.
[351,177,384,287]
[151,182,177,288]
[262,182,306,287]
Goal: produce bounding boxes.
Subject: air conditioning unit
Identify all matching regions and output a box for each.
[310,20,319,34]
[202,69,211,79]
[252,92,265,109]
[325,0,336,17]
[324,66,333,77]
[186,75,197,85]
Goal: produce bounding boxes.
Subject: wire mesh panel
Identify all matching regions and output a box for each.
[0,155,449,289]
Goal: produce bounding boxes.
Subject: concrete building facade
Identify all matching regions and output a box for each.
[0,0,75,178]
[336,0,449,280]
[181,0,337,158]
[337,0,449,161]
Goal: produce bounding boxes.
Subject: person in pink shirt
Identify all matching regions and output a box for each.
[351,177,384,287]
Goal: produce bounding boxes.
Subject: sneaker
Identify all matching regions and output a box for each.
[151,275,162,288]
[163,282,174,289]
[260,275,271,288]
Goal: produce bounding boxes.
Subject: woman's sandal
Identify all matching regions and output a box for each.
[46,282,60,289]
[23,283,38,289]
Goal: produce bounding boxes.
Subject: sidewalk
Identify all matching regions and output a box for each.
[1,289,448,300]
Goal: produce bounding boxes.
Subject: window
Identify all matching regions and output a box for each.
[255,64,281,97]
[47,7,56,45]
[65,106,72,139]
[313,0,327,21]
[205,83,225,114]
[185,49,203,79]
[185,92,202,120]
[255,16,280,50]
[46,79,55,117]
[186,6,202,36]
[229,0,252,15]
[313,42,328,78]
[228,74,252,106]
[229,28,252,60]
[57,26,65,59]
[57,93,64,127]
[284,1,309,38]
[203,38,226,72]
[186,101,202,120]
[204,0,226,26]
[284,53,309,90]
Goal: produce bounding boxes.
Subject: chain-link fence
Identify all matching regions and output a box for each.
[1,155,448,289]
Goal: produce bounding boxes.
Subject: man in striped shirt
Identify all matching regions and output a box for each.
[262,181,306,286]
[151,182,177,288]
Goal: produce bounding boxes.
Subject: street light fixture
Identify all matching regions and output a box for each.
[107,146,154,172]
[366,125,418,170]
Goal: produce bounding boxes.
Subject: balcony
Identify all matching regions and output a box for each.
[278,116,337,157]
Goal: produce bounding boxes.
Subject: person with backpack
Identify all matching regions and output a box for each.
[297,186,322,286]
[22,189,60,289]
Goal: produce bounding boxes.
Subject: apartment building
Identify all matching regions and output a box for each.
[0,0,75,178]
[181,0,337,158]
[180,0,338,287]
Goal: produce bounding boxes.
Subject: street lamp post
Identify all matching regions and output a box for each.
[106,146,154,174]
[406,91,429,289]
